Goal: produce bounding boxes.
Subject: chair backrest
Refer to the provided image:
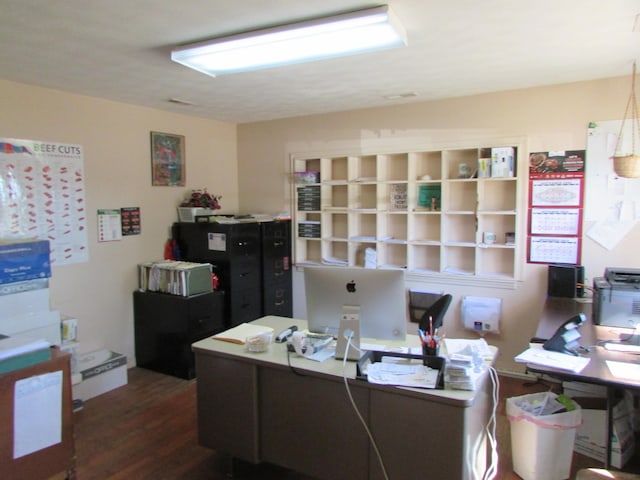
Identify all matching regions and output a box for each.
[419,294,452,333]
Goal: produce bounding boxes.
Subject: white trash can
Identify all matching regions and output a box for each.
[507,391,582,480]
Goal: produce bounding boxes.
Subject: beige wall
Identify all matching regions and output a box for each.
[237,76,640,374]
[0,80,238,363]
[2,76,638,375]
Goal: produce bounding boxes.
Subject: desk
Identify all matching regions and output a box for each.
[192,316,496,480]
[529,297,640,470]
[0,347,75,479]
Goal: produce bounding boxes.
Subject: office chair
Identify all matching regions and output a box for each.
[419,294,452,333]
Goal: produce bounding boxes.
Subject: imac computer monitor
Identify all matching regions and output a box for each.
[304,266,407,341]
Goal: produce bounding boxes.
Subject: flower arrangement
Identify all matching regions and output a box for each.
[180,188,222,210]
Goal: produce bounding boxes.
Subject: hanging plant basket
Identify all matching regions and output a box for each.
[613,154,640,178]
[612,62,640,178]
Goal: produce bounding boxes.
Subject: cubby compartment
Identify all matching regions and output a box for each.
[443,149,478,180]
[444,181,476,212]
[323,184,348,209]
[410,212,441,243]
[378,153,408,182]
[379,213,408,242]
[322,239,348,264]
[477,247,515,278]
[349,212,377,241]
[323,212,348,240]
[409,245,441,273]
[352,242,377,267]
[351,183,377,210]
[411,151,442,181]
[323,156,348,182]
[352,155,377,181]
[477,213,516,245]
[442,245,475,275]
[378,242,407,269]
[296,238,322,264]
[443,214,476,245]
[478,178,517,212]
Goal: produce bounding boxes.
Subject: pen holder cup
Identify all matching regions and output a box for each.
[422,344,440,357]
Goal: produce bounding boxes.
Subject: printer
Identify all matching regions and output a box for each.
[593,268,640,329]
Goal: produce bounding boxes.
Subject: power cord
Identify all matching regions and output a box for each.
[482,366,500,480]
[341,333,390,480]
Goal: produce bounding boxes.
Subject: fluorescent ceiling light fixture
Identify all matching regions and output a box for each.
[171,5,407,76]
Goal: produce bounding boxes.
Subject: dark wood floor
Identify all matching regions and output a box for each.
[73,367,601,480]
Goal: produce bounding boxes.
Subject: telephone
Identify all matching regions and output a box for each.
[543,313,586,355]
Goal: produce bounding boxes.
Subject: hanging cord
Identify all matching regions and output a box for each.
[614,61,639,156]
[341,336,390,480]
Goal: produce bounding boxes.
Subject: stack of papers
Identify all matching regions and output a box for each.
[444,353,485,391]
[514,346,590,373]
[366,356,439,389]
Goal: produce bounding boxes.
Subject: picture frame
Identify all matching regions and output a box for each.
[150,131,185,186]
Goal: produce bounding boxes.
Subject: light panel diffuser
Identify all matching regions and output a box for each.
[171,5,407,76]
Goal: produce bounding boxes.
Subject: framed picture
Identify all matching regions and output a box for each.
[150,131,185,186]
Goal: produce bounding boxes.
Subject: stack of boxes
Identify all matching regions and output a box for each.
[0,240,60,345]
[0,239,128,401]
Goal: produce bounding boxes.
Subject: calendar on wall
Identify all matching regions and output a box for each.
[0,137,89,265]
[526,150,585,265]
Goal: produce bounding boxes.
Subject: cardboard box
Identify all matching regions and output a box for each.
[572,394,635,469]
[16,320,62,346]
[0,310,60,340]
[72,349,127,401]
[0,240,51,284]
[0,279,50,317]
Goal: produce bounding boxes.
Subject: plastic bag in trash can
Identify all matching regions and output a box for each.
[507,392,582,480]
[507,391,582,428]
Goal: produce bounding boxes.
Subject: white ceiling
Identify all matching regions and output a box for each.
[1,0,639,124]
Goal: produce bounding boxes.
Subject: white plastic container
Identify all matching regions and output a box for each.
[507,392,582,480]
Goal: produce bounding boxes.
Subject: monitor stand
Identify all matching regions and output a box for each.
[335,317,360,361]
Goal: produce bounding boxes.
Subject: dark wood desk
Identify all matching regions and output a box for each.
[529,297,640,470]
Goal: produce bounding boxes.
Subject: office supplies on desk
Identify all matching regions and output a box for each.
[356,350,444,388]
[515,346,590,373]
[212,323,274,345]
[543,313,586,355]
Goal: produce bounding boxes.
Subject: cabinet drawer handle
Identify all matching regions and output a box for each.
[275,300,285,306]
[274,271,284,277]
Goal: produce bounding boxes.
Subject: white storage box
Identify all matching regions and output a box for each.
[72,349,127,401]
[0,309,60,336]
[177,207,216,222]
[507,392,582,480]
[0,278,50,315]
[573,394,635,469]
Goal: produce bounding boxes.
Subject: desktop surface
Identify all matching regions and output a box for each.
[532,297,640,390]
[192,315,494,404]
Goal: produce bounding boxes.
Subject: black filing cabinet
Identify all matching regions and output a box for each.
[133,290,225,379]
[261,220,292,317]
[175,219,293,327]
[176,222,263,327]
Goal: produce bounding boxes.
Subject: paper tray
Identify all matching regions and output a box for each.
[356,350,445,389]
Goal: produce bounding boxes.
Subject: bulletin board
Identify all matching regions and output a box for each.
[0,137,89,265]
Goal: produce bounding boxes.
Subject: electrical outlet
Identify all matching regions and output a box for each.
[341,305,360,323]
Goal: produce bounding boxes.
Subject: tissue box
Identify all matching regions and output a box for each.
[0,240,51,284]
